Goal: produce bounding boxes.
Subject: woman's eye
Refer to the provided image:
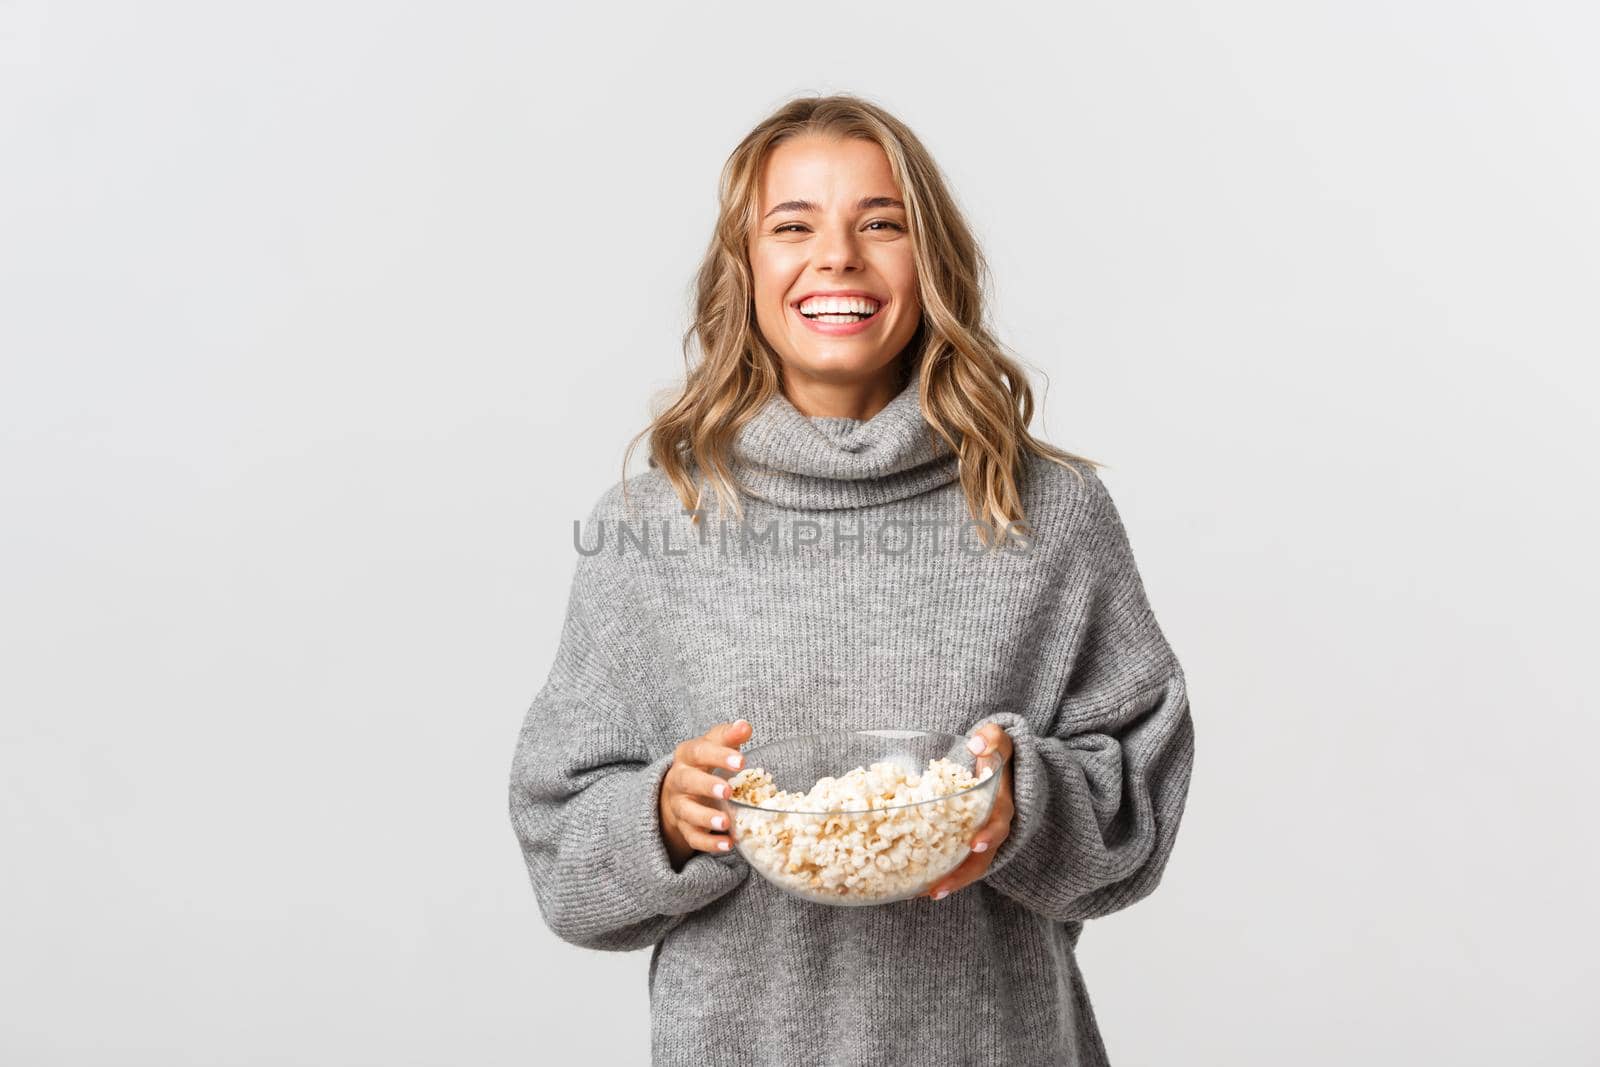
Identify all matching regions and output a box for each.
[771,221,904,235]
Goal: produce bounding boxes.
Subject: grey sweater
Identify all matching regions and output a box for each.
[508,378,1196,1066]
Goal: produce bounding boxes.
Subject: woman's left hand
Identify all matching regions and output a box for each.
[922,722,1015,901]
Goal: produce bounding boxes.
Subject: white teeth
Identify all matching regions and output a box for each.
[798,295,881,317]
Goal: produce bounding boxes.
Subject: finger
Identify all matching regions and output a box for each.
[674,793,732,836]
[676,797,736,854]
[684,824,736,854]
[691,735,748,773]
[926,847,994,899]
[710,718,752,745]
[923,830,999,896]
[674,764,735,803]
[970,799,1014,854]
[674,720,750,767]
[965,722,1012,758]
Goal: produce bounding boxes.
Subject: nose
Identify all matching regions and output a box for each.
[812,222,863,274]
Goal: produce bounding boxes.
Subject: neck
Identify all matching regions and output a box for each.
[780,363,905,421]
[728,371,959,510]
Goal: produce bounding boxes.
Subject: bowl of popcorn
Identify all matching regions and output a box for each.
[713,728,1004,906]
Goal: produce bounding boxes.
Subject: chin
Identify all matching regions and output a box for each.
[784,350,901,382]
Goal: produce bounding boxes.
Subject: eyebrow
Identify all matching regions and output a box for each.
[762,196,906,219]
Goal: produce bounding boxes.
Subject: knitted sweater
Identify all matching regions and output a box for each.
[507,377,1196,1066]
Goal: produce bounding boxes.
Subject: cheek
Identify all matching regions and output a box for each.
[880,254,921,315]
[888,296,919,325]
[751,255,797,313]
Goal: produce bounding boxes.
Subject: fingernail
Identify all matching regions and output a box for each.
[715,782,728,799]
[972,840,988,852]
[966,736,985,755]
[734,718,749,729]
[712,815,726,830]
[718,840,730,850]
[932,888,949,900]
[727,754,743,769]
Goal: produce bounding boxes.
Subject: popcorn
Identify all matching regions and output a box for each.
[727,756,995,904]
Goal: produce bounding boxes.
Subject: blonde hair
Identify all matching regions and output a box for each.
[622,92,1101,539]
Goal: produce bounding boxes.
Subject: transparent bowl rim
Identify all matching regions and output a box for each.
[719,727,1003,815]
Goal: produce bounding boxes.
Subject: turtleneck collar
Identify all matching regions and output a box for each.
[726,375,961,511]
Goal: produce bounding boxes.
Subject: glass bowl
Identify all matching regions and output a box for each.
[711,728,1004,906]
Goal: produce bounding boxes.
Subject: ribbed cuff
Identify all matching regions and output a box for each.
[613,751,748,916]
[969,711,1049,883]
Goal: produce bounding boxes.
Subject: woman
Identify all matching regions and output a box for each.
[508,93,1196,1066]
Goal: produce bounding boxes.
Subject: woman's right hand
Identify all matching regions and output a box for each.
[659,718,752,871]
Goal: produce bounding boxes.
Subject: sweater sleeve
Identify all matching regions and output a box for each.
[976,475,1196,924]
[507,555,747,952]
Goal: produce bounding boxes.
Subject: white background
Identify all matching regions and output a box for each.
[3,2,1597,1063]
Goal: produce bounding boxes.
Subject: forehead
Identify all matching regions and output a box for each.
[757,135,900,205]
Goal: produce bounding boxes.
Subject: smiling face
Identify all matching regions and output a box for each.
[748,134,922,400]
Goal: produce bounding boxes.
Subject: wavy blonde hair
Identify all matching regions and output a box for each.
[622,92,1101,540]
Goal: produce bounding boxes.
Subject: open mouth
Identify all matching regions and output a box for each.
[795,296,883,324]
